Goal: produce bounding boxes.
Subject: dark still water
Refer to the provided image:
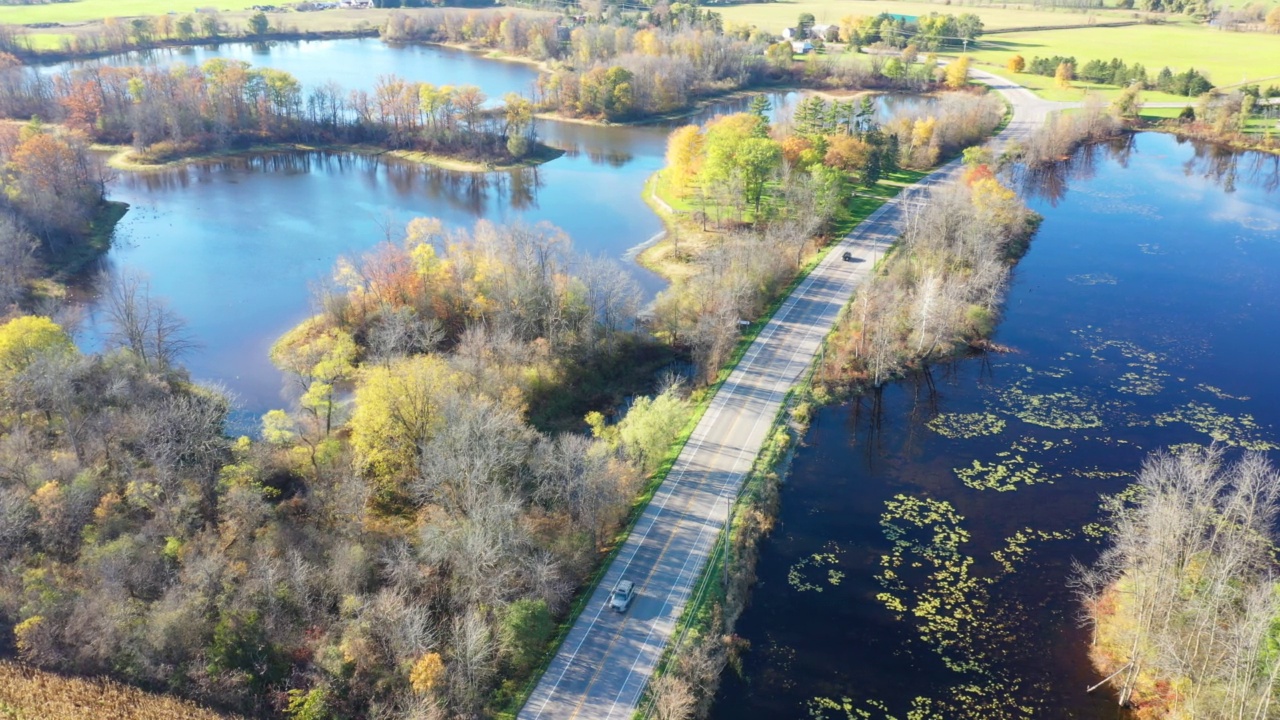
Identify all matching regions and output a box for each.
[59,38,933,427]
[711,134,1280,719]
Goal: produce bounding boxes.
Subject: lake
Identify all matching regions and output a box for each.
[709,134,1280,719]
[49,39,934,429]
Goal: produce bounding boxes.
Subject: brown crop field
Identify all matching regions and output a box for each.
[0,660,239,720]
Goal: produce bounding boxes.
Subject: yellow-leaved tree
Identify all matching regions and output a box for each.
[664,124,704,196]
[945,55,971,90]
[410,652,445,695]
[269,315,358,435]
[348,354,459,483]
[0,315,75,379]
[1055,61,1074,90]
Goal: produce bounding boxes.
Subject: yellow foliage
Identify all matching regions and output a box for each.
[1055,61,1074,89]
[944,55,971,90]
[13,617,43,658]
[0,315,75,378]
[910,116,937,149]
[348,355,459,480]
[664,124,704,195]
[970,176,1020,228]
[269,315,358,383]
[409,652,445,695]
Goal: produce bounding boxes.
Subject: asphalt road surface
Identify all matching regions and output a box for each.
[519,69,1064,720]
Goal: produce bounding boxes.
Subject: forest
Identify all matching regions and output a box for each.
[0,213,707,719]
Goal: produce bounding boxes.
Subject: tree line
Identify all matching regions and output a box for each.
[830,12,985,51]
[0,55,541,166]
[0,213,704,719]
[1021,54,1215,97]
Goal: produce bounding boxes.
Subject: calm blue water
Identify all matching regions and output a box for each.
[56,39,934,425]
[711,134,1280,719]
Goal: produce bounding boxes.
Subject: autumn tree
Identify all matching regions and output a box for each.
[945,55,971,90]
[104,271,196,373]
[1054,60,1075,89]
[1006,54,1025,73]
[2,122,104,250]
[0,315,75,379]
[1079,449,1280,717]
[348,354,458,483]
[665,124,704,195]
[410,652,446,695]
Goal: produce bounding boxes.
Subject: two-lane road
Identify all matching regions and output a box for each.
[520,68,1066,720]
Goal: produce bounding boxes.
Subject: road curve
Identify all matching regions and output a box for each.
[519,69,1064,720]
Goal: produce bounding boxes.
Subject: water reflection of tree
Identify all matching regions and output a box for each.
[118,150,552,216]
[1020,134,1279,202]
[506,167,542,211]
[1181,137,1280,194]
[1018,137,1118,206]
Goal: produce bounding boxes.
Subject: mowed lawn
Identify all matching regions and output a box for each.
[718,0,1139,32]
[968,23,1280,89]
[0,1,249,25]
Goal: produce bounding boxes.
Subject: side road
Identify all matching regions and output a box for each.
[518,68,1065,720]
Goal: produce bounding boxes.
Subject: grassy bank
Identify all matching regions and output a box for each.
[103,142,565,173]
[6,7,398,52]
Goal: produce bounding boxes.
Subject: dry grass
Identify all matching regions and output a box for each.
[0,660,239,720]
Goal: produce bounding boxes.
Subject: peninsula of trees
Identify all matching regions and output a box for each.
[0,54,551,172]
[1077,448,1280,719]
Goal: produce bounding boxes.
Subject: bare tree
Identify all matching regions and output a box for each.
[103,270,197,372]
[0,214,36,308]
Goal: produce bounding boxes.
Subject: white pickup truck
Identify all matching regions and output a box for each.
[609,579,636,613]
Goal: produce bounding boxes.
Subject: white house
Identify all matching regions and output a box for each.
[791,40,814,54]
[810,24,836,41]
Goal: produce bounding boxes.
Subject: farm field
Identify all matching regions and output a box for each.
[0,0,245,25]
[717,0,1142,32]
[967,22,1280,89]
[0,660,238,720]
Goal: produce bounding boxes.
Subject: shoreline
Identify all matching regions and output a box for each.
[1139,121,1280,157]
[101,142,565,174]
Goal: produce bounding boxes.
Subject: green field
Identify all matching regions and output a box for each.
[968,23,1280,90]
[992,69,1196,103]
[0,1,250,25]
[717,0,1140,32]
